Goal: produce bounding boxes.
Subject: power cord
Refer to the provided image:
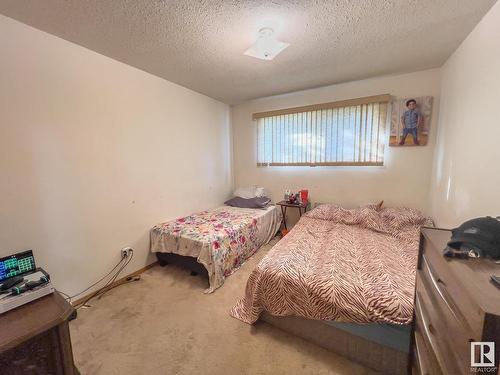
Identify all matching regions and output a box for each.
[58,249,136,308]
[96,249,135,300]
[56,289,71,301]
[74,249,136,309]
[101,250,133,294]
[67,256,128,301]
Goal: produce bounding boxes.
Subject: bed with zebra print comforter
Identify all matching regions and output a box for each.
[230,204,432,325]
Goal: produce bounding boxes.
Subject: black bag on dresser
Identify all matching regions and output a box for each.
[444,216,500,259]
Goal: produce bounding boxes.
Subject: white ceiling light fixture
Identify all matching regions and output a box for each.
[244,27,289,61]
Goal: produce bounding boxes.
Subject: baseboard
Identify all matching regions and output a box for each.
[71,261,158,307]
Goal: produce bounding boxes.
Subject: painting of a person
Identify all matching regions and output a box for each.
[399,99,422,145]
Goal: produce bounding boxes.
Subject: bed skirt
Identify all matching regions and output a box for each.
[261,313,409,375]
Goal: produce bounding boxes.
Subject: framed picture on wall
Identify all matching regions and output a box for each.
[390,96,433,146]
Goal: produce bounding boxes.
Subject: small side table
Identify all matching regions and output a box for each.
[0,292,79,374]
[276,200,309,230]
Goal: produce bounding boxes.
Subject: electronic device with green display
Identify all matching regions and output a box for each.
[0,250,36,282]
[0,250,54,314]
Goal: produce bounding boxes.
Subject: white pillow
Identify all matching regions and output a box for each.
[234,186,267,198]
[255,187,266,197]
[234,186,257,199]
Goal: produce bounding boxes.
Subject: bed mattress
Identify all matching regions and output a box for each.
[231,204,432,324]
[151,205,281,293]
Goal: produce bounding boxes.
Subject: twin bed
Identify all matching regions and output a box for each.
[150,201,431,374]
[150,205,281,292]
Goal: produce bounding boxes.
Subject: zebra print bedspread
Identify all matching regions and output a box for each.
[230,204,432,325]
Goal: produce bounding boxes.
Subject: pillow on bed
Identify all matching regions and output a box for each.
[380,207,432,229]
[233,186,267,199]
[254,187,266,197]
[305,204,384,229]
[233,186,256,199]
[224,196,271,209]
[304,204,343,220]
[364,200,384,211]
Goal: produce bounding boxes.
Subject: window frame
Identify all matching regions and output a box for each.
[253,94,391,167]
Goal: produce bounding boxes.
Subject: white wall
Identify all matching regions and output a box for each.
[428,2,500,228]
[0,15,232,296]
[232,69,441,224]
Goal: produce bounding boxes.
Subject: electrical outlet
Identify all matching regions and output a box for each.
[121,247,133,258]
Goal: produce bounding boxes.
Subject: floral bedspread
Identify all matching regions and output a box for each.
[151,206,281,293]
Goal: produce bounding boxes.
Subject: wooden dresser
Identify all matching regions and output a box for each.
[0,292,79,374]
[411,227,500,374]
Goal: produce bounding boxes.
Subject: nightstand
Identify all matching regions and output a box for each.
[0,292,79,374]
[276,200,309,230]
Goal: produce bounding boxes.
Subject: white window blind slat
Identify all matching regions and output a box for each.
[256,97,388,167]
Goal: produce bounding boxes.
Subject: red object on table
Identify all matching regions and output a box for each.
[300,189,308,204]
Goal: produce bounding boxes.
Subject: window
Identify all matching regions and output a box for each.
[254,94,390,166]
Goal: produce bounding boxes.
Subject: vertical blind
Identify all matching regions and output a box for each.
[255,95,390,166]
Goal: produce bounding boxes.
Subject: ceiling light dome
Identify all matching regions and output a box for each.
[244,27,289,61]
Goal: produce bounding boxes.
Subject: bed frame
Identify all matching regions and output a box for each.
[261,313,409,374]
[156,253,209,279]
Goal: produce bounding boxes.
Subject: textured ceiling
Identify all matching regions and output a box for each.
[0,0,496,104]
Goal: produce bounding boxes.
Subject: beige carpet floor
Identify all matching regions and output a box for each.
[70,238,378,375]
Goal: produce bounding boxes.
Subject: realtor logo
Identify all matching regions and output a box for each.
[471,342,495,367]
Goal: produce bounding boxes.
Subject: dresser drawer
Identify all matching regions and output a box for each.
[411,346,419,375]
[414,287,464,374]
[415,228,500,375]
[421,241,484,337]
[417,268,473,374]
[419,255,476,340]
[413,322,443,375]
